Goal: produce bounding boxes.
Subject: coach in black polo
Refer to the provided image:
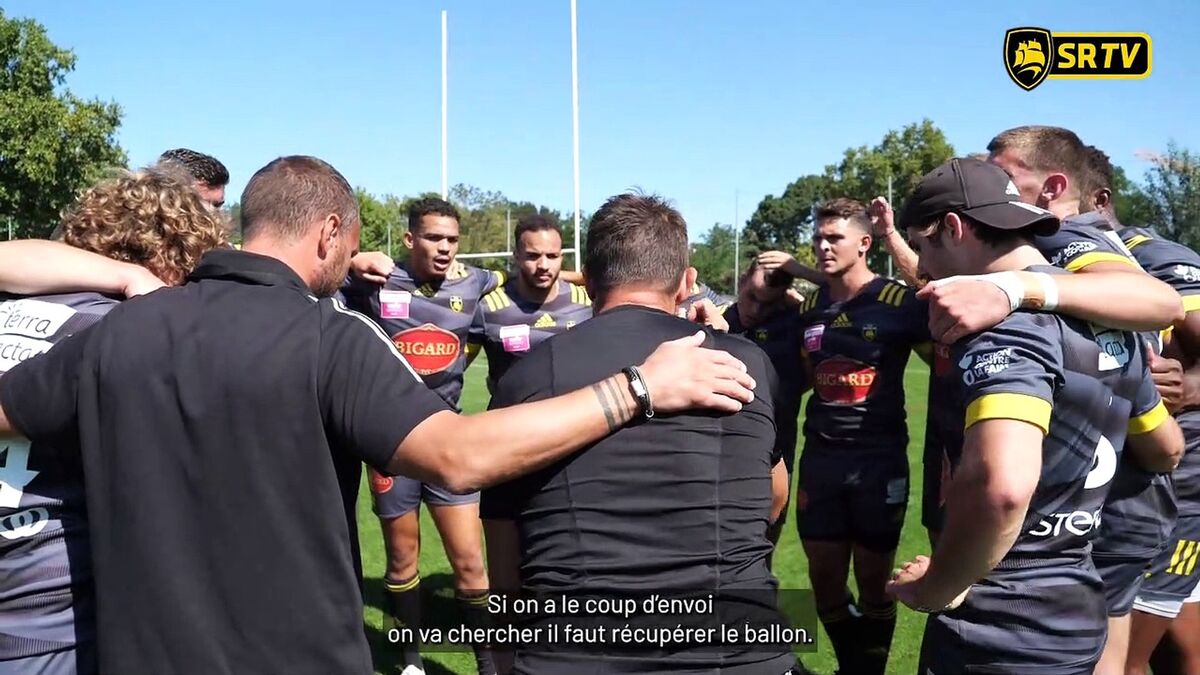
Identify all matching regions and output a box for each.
[0,157,756,675]
[482,192,797,674]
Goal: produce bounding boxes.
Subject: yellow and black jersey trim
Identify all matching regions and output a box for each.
[1129,400,1170,435]
[569,284,592,307]
[1124,234,1152,250]
[877,281,908,307]
[1065,252,1140,272]
[965,392,1052,435]
[1167,540,1200,576]
[801,294,820,313]
[482,287,513,313]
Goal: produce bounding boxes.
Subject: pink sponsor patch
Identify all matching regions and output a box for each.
[804,324,825,352]
[500,324,531,353]
[380,290,411,319]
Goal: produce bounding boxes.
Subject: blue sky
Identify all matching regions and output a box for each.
[8,0,1198,241]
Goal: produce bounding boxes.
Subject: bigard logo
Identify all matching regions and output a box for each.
[1004,27,1151,90]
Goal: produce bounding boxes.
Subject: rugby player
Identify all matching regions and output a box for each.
[890,157,1184,675]
[481,191,796,674]
[340,197,504,675]
[677,280,734,318]
[475,214,592,392]
[723,260,805,550]
[1078,145,1200,675]
[158,148,230,209]
[783,197,932,675]
[0,167,227,675]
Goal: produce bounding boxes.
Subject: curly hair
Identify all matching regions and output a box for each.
[60,167,230,286]
[159,148,230,187]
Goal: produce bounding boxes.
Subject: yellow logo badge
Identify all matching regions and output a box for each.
[449,295,464,313]
[1004,28,1151,90]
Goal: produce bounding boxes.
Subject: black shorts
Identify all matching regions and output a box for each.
[1134,514,1200,618]
[1094,553,1154,617]
[796,448,908,552]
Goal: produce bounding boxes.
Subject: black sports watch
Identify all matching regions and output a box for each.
[622,366,654,419]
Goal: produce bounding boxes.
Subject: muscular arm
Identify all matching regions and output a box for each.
[1127,409,1184,473]
[1167,311,1200,411]
[877,230,922,288]
[0,240,165,296]
[919,419,1043,608]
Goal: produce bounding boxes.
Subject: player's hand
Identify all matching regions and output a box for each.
[687,299,730,332]
[1147,341,1185,413]
[350,251,395,284]
[756,251,804,278]
[918,278,1012,344]
[887,555,969,613]
[869,196,895,238]
[638,331,755,413]
[119,264,168,297]
[784,288,805,308]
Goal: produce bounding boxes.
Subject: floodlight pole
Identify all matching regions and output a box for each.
[441,10,449,200]
[570,0,581,271]
[733,190,740,294]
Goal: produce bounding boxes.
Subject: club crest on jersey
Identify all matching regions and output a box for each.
[832,313,853,329]
[1091,324,1130,371]
[392,323,461,375]
[565,320,577,329]
[804,325,825,352]
[861,324,878,342]
[1175,264,1200,283]
[450,295,464,313]
[368,468,394,494]
[813,356,878,405]
[755,328,769,343]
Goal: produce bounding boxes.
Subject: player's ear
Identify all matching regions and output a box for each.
[859,232,872,255]
[677,267,699,303]
[403,228,415,251]
[944,213,966,242]
[1095,188,1113,210]
[317,213,340,259]
[1042,173,1069,204]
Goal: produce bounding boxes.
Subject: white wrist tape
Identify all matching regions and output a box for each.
[928,272,1023,313]
[927,271,1058,312]
[1033,272,1059,311]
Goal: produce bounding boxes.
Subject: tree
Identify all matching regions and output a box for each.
[690,223,738,295]
[1140,142,1200,249]
[356,189,405,256]
[747,119,955,272]
[0,10,125,238]
[1109,165,1157,229]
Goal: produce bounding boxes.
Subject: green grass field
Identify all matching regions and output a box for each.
[358,354,933,674]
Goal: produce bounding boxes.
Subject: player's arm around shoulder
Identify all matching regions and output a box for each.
[1127,340,1184,473]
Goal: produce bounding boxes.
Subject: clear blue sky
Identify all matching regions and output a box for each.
[8,0,1198,241]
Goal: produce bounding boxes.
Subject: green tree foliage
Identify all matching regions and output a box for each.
[690,223,739,296]
[745,119,955,272]
[1110,165,1158,228]
[1141,142,1200,249]
[0,10,126,238]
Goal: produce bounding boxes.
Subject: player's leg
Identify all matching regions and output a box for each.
[1133,520,1200,675]
[1096,614,1131,675]
[1153,594,1200,675]
[427,489,495,675]
[370,469,425,674]
[796,450,858,674]
[849,450,908,675]
[1093,555,1151,675]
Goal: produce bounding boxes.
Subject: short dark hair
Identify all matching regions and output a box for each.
[408,197,460,231]
[514,214,562,248]
[912,212,1032,249]
[585,191,688,294]
[744,258,793,288]
[240,156,358,242]
[1079,144,1116,196]
[814,197,871,233]
[158,148,230,187]
[986,126,1088,194]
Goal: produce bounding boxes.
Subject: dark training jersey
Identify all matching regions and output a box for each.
[1035,215,1178,560]
[930,268,1166,671]
[725,302,807,467]
[0,293,117,662]
[341,262,502,410]
[920,341,957,531]
[480,306,792,673]
[476,278,592,390]
[1121,225,1200,518]
[797,277,931,454]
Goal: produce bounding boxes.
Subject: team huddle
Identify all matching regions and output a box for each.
[0,125,1197,675]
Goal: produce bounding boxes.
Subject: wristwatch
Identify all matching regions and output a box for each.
[622,366,655,419]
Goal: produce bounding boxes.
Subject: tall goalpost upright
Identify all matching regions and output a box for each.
[437,3,584,272]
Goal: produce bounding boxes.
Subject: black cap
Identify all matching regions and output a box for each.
[899,157,1059,235]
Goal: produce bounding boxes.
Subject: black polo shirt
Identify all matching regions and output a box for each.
[481,305,793,673]
[0,249,449,675]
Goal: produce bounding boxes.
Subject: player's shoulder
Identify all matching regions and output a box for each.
[799,284,827,314]
[565,280,592,308]
[872,277,918,308]
[481,283,514,313]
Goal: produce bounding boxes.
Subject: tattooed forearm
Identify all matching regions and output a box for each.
[593,375,636,432]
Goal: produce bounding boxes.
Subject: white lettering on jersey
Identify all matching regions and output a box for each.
[1050,241,1098,267]
[0,442,38,509]
[959,348,1014,386]
[0,299,76,340]
[1174,264,1200,284]
[0,507,49,540]
[1085,434,1118,489]
[1029,435,1115,538]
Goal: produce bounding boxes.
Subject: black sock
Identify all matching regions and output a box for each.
[859,600,897,675]
[385,575,424,670]
[458,590,497,675]
[817,597,861,674]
